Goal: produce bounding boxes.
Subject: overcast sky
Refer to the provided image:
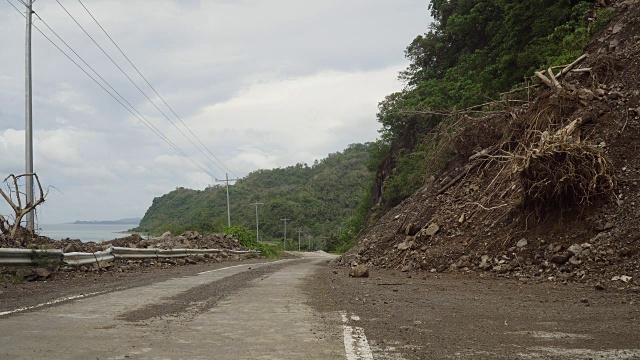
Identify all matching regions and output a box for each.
[0,0,430,224]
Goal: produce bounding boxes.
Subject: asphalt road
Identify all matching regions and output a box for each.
[1,252,639,359]
[0,252,345,360]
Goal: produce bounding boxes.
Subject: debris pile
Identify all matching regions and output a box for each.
[341,0,640,291]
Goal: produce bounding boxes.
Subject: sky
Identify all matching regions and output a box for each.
[0,0,430,224]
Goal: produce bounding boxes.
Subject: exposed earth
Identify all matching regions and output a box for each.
[340,0,640,292]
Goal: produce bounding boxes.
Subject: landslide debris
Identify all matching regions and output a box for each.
[341,0,640,291]
[0,229,254,283]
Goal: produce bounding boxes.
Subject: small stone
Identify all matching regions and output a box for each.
[175,258,186,266]
[612,23,623,34]
[332,270,338,274]
[595,281,607,290]
[422,223,440,237]
[567,244,583,257]
[349,265,369,278]
[516,238,528,248]
[458,214,466,223]
[550,252,572,264]
[34,267,52,280]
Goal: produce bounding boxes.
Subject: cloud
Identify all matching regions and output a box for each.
[0,0,430,223]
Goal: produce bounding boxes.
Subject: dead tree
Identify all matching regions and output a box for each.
[0,173,48,237]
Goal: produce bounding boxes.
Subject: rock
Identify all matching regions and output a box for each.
[401,265,411,272]
[93,261,112,270]
[349,265,369,278]
[332,270,338,274]
[516,238,528,248]
[397,240,414,251]
[422,223,440,237]
[458,214,466,223]
[34,267,52,280]
[63,243,78,253]
[185,257,197,265]
[595,281,607,291]
[549,252,572,264]
[175,258,186,266]
[612,275,632,283]
[567,244,583,257]
[609,39,620,51]
[479,255,491,270]
[161,231,172,239]
[612,23,623,34]
[128,242,139,249]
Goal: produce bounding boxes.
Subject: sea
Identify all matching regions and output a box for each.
[38,223,139,242]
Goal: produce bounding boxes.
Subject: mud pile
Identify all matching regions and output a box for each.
[342,0,640,291]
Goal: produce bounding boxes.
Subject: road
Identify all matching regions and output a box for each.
[0,252,346,359]
[1,252,639,359]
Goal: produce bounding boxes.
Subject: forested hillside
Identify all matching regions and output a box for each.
[370,0,609,210]
[134,143,371,247]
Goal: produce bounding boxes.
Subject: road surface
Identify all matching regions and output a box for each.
[1,252,639,359]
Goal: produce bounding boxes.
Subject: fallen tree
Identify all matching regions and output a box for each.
[0,173,47,238]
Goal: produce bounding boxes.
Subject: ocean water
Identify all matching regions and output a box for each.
[38,223,138,242]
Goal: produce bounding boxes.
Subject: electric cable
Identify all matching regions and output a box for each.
[6,0,215,178]
[57,0,236,178]
[76,0,238,178]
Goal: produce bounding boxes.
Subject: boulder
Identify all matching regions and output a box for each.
[349,265,369,278]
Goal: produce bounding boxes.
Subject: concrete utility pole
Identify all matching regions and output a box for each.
[306,234,312,250]
[215,173,238,228]
[280,218,290,248]
[297,230,302,251]
[25,0,34,232]
[250,202,263,244]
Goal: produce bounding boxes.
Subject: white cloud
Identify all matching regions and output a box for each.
[0,0,430,223]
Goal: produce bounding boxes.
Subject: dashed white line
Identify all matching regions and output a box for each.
[340,310,374,360]
[0,290,107,317]
[197,259,289,275]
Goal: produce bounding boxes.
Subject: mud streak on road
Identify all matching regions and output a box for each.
[118,259,302,322]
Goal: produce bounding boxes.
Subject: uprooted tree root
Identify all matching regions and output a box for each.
[514,139,615,210]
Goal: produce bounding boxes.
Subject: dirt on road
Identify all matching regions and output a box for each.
[306,264,640,359]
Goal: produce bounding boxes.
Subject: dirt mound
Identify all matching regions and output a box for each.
[0,229,248,253]
[342,0,640,291]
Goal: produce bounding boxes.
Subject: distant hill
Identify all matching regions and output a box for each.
[133,143,372,239]
[72,217,141,225]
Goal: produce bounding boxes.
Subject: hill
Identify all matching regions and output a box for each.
[342,0,640,288]
[134,143,372,247]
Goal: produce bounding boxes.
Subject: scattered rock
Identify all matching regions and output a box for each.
[516,238,528,248]
[549,252,572,265]
[422,223,440,237]
[349,265,370,278]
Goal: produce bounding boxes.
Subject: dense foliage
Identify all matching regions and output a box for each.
[373,0,606,208]
[133,143,372,250]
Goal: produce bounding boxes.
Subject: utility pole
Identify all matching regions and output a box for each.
[25,0,34,232]
[250,202,263,244]
[215,173,238,228]
[297,230,302,251]
[306,234,312,250]
[280,218,290,248]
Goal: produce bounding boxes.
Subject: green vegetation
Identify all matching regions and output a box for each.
[370,0,606,208]
[134,143,372,251]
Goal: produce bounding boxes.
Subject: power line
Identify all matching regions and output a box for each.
[5,0,214,178]
[75,0,238,179]
[57,0,235,179]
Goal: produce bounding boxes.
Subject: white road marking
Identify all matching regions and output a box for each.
[340,310,374,360]
[1,260,289,317]
[197,259,289,275]
[0,290,107,317]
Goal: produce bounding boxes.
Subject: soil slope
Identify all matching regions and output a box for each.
[342,0,640,291]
